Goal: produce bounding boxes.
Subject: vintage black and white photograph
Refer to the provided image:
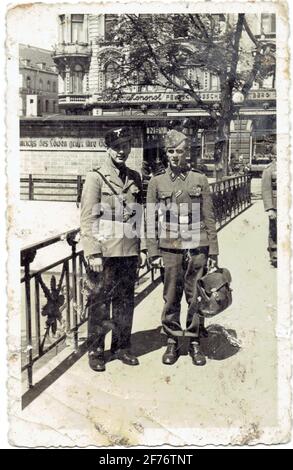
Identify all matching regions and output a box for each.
[5,0,291,446]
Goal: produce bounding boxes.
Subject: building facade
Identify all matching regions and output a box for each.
[20,14,276,181]
[19,44,59,117]
[50,13,276,175]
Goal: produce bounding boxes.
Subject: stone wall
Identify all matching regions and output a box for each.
[20,118,144,177]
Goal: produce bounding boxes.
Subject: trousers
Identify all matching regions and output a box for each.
[268,217,277,263]
[161,247,208,341]
[86,256,138,352]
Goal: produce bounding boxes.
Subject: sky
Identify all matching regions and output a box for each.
[7,3,59,50]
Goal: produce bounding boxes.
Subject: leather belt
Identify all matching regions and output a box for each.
[161,247,209,255]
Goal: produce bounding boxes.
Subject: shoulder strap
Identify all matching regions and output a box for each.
[191,168,203,174]
[94,168,119,196]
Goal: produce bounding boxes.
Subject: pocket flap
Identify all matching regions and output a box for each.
[189,189,202,197]
[158,191,173,200]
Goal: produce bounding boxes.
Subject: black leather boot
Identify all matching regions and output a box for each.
[189,341,206,366]
[115,349,139,366]
[162,343,179,365]
[88,348,106,372]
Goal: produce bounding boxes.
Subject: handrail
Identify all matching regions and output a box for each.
[21,228,79,256]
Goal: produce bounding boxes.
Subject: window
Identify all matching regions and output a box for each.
[203,131,217,161]
[47,80,51,91]
[45,100,49,113]
[252,132,276,161]
[39,78,43,91]
[71,64,83,93]
[188,67,204,89]
[261,14,276,35]
[53,82,57,93]
[59,14,65,43]
[71,14,84,42]
[210,74,220,91]
[104,61,120,88]
[26,76,31,90]
[104,14,118,41]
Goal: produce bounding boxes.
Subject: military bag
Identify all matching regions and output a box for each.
[197,267,232,317]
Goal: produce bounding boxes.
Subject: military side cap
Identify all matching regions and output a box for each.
[164,129,190,149]
[105,127,132,148]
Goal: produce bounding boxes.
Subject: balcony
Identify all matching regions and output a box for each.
[58,94,90,106]
[52,42,92,60]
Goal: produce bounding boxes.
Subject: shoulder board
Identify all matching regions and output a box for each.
[191,168,203,174]
[153,168,166,176]
[264,163,272,170]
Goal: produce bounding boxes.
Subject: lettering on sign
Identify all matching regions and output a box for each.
[93,90,276,104]
[20,137,141,150]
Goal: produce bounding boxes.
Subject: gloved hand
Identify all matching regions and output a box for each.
[87,255,103,273]
[138,251,148,268]
[268,209,277,220]
[148,256,164,269]
[207,255,218,270]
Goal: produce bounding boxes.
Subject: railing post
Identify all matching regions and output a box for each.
[34,277,42,356]
[28,174,34,200]
[21,249,37,389]
[67,231,79,351]
[247,175,252,205]
[77,175,82,205]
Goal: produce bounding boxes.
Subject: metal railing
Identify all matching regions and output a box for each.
[20,174,251,404]
[21,232,159,398]
[20,175,84,203]
[21,174,251,210]
[210,175,251,228]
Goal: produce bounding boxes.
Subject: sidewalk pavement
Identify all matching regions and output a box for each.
[13,200,278,447]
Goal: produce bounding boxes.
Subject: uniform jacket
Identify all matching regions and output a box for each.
[262,160,277,211]
[146,166,219,257]
[81,156,143,258]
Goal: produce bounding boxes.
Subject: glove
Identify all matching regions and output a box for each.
[138,251,148,268]
[207,255,218,270]
[148,256,164,269]
[87,255,103,273]
[268,209,277,220]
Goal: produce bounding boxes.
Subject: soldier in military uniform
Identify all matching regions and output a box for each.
[146,129,219,366]
[81,127,145,371]
[261,149,277,267]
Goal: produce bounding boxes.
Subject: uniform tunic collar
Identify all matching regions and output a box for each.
[168,164,190,182]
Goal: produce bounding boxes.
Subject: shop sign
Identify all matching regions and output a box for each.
[93,89,276,104]
[20,136,141,151]
[20,137,106,150]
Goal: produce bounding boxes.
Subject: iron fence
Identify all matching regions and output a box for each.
[210,175,251,228]
[21,231,159,397]
[20,175,85,203]
[21,174,251,212]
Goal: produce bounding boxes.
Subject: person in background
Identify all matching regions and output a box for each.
[261,145,277,267]
[229,153,239,175]
[238,155,251,176]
